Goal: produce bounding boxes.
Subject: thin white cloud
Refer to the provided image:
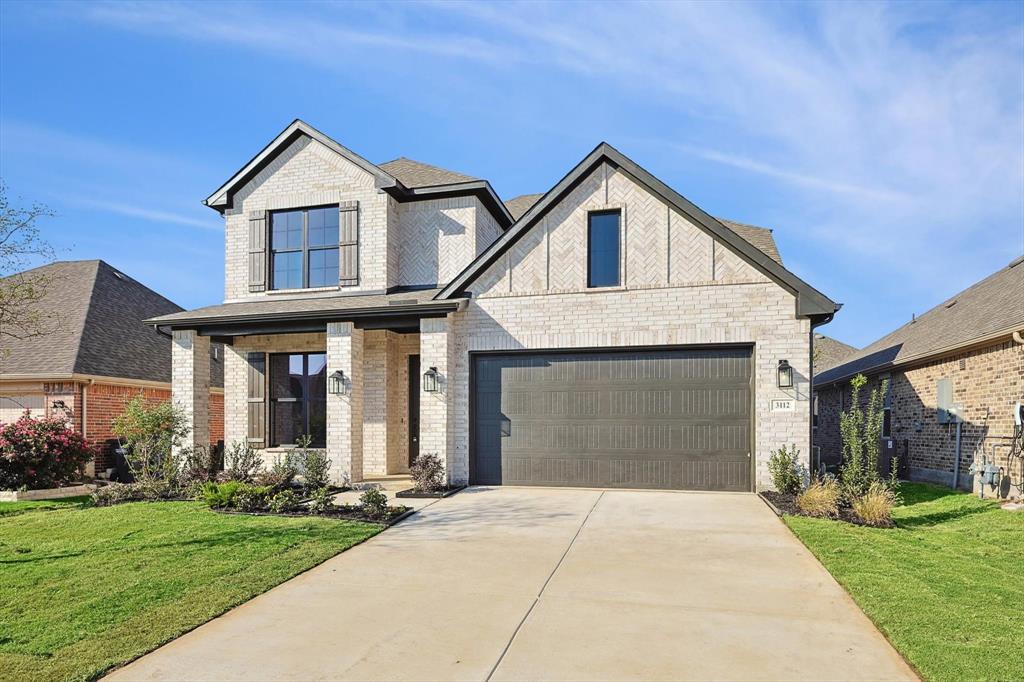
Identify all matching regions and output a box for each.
[71,198,218,231]
[680,146,910,203]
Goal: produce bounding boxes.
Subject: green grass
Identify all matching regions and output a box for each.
[785,483,1024,682]
[0,496,93,517]
[0,500,381,681]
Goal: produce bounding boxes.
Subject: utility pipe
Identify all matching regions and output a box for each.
[952,420,963,490]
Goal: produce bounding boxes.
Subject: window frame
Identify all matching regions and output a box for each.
[586,209,622,288]
[269,205,339,291]
[268,352,327,448]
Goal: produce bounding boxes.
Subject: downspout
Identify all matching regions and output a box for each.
[808,308,840,477]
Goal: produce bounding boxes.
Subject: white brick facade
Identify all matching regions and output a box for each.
[171,329,210,454]
[178,128,821,491]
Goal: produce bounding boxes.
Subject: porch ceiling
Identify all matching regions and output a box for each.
[146,288,462,338]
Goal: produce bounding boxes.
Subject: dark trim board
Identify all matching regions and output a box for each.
[468,344,756,491]
[436,142,839,321]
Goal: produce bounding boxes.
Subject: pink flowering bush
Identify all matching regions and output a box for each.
[0,411,93,490]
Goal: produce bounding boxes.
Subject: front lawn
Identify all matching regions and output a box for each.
[785,483,1024,682]
[0,500,381,681]
[0,495,92,517]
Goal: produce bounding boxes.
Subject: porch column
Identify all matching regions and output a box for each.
[327,321,364,484]
[420,316,457,484]
[171,329,210,455]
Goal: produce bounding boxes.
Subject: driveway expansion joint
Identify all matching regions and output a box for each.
[485,490,604,682]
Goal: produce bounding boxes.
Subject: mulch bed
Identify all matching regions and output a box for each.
[213,505,415,526]
[394,485,465,499]
[759,491,896,529]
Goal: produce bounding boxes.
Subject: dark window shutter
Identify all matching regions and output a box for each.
[339,201,358,286]
[246,352,266,447]
[248,211,268,292]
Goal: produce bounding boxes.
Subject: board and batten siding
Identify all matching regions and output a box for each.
[442,162,810,490]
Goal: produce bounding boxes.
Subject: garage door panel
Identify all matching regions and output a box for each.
[472,348,752,491]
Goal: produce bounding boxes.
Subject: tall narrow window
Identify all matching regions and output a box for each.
[269,353,327,447]
[587,210,620,287]
[270,207,339,290]
[812,393,819,429]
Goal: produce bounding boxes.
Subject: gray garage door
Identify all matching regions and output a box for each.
[471,348,752,491]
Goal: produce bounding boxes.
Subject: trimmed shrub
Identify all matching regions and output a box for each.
[293,435,332,493]
[308,486,335,515]
[767,444,804,495]
[797,479,841,518]
[410,452,445,493]
[179,445,218,486]
[221,441,263,483]
[92,482,146,506]
[253,454,295,492]
[268,489,300,514]
[852,481,897,526]
[359,488,389,520]
[0,412,93,489]
[234,485,270,513]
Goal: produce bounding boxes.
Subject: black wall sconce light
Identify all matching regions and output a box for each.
[328,370,348,396]
[777,360,794,389]
[423,366,440,393]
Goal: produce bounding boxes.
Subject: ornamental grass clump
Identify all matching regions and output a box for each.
[852,481,897,526]
[797,478,841,518]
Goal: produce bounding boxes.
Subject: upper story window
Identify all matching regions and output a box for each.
[587,210,620,288]
[270,207,339,290]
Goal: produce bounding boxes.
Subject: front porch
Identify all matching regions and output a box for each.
[162,292,460,486]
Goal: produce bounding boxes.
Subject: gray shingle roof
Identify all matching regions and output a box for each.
[0,260,223,386]
[813,334,858,374]
[504,193,544,220]
[378,158,478,188]
[148,288,447,325]
[815,256,1024,386]
[718,219,783,265]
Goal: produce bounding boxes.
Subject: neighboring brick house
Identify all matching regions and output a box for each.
[0,260,224,477]
[814,258,1024,497]
[150,120,838,492]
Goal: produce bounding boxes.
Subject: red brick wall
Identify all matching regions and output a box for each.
[209,391,224,445]
[84,383,225,475]
[815,339,1024,496]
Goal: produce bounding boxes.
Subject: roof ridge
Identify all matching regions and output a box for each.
[67,260,102,374]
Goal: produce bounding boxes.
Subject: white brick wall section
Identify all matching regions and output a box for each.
[445,284,811,489]
[362,330,388,476]
[171,330,210,453]
[327,322,364,484]
[223,344,249,448]
[419,316,457,483]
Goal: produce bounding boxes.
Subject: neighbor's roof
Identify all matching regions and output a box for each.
[147,288,457,328]
[378,158,478,188]
[813,334,858,375]
[439,142,837,318]
[815,256,1024,386]
[0,260,223,386]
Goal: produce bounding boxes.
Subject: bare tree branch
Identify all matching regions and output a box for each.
[0,182,59,354]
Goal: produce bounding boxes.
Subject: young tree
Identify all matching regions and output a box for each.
[0,183,57,352]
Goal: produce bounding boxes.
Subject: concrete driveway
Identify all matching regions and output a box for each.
[108,488,916,681]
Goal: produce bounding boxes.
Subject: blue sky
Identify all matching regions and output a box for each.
[1,0,1021,348]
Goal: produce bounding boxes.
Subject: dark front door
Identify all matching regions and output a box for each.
[408,354,420,467]
[471,347,753,491]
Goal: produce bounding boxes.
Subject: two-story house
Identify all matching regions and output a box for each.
[150,120,839,491]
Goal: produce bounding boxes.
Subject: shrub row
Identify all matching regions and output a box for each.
[0,413,93,490]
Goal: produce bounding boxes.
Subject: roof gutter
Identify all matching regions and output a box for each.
[815,324,1024,388]
[145,299,466,331]
[382,180,514,229]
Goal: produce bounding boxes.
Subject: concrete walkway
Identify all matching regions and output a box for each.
[108,488,916,681]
